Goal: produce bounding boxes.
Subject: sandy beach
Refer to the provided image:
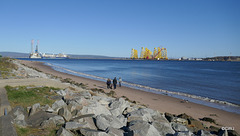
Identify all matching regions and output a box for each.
[19,60,240,134]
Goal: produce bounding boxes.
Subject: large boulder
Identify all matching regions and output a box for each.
[56,89,67,96]
[80,102,111,116]
[106,127,124,136]
[128,120,161,136]
[65,121,86,130]
[71,114,97,130]
[40,119,56,128]
[58,107,72,121]
[95,114,127,131]
[152,121,175,136]
[48,115,65,125]
[109,98,130,117]
[9,106,28,127]
[79,91,92,99]
[128,108,153,122]
[26,111,55,127]
[52,99,67,112]
[57,127,74,136]
[171,122,189,132]
[43,104,54,113]
[29,103,41,116]
[80,128,109,136]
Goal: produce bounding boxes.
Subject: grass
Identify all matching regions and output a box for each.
[0,57,18,78]
[15,125,60,136]
[7,85,63,136]
[5,85,61,109]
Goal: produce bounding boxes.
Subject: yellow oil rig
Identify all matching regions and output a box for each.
[131,47,168,60]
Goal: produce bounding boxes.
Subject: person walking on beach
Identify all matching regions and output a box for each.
[106,78,112,89]
[113,77,117,89]
[119,77,122,87]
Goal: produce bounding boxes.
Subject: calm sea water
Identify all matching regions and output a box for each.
[19,59,240,113]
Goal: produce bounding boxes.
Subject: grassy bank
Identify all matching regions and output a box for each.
[5,85,62,136]
[5,85,60,109]
[0,57,17,78]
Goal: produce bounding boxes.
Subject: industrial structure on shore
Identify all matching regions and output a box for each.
[29,39,41,58]
[29,39,68,59]
[131,47,168,60]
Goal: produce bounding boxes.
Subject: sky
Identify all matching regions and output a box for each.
[0,0,239,58]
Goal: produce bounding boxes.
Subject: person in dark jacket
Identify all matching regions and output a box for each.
[106,78,112,89]
[113,77,117,89]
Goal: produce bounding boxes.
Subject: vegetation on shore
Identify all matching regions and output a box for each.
[0,57,17,78]
[5,85,62,136]
[5,85,60,109]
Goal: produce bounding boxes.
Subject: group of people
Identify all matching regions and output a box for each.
[106,77,122,89]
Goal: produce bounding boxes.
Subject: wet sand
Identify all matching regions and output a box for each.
[19,60,240,133]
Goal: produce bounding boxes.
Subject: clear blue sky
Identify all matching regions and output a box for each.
[0,0,239,58]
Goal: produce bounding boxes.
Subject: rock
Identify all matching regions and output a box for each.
[29,103,41,116]
[175,118,188,126]
[26,111,55,127]
[200,117,216,124]
[165,112,175,122]
[188,119,204,130]
[57,127,74,136]
[58,107,72,121]
[197,130,214,136]
[65,121,86,130]
[71,114,97,130]
[174,131,194,136]
[8,106,28,127]
[80,102,111,116]
[52,99,67,112]
[48,115,65,125]
[151,112,169,123]
[171,122,189,132]
[57,89,67,96]
[67,101,83,113]
[152,121,175,136]
[50,95,63,100]
[40,119,56,128]
[80,128,109,136]
[44,104,54,113]
[129,120,160,136]
[122,106,138,115]
[79,91,92,99]
[106,127,124,136]
[128,108,153,122]
[73,97,89,106]
[95,114,127,131]
[218,129,230,136]
[109,98,130,117]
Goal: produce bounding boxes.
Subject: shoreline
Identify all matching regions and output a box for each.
[19,59,240,134]
[45,62,240,114]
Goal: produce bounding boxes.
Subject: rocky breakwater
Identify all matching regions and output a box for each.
[9,87,234,136]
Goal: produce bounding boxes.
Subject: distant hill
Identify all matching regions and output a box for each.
[0,51,118,59]
[0,52,29,58]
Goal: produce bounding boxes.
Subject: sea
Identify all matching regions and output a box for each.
[19,59,240,114]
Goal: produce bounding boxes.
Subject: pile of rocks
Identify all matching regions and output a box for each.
[12,60,49,78]
[9,88,225,136]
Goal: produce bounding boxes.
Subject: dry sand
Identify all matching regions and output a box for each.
[19,60,240,133]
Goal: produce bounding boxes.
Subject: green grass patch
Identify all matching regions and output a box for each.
[15,125,60,136]
[0,57,18,78]
[5,85,61,108]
